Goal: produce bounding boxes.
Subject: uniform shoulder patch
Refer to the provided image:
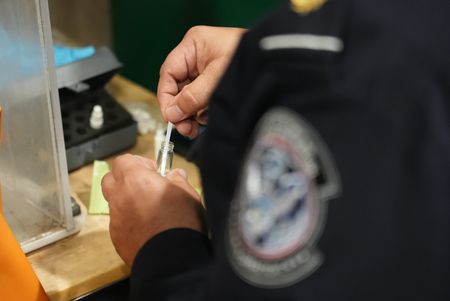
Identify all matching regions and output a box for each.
[227,107,340,288]
[290,0,327,15]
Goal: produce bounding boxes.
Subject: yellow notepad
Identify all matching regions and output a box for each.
[88,160,111,215]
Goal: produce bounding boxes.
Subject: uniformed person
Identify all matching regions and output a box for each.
[101,0,450,300]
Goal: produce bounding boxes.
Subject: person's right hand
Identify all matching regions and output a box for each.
[158,26,246,138]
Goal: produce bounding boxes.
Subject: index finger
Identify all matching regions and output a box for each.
[157,43,195,119]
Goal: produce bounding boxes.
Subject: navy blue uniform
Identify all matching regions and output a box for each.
[131,1,450,300]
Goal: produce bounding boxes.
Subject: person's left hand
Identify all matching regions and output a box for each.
[101,154,205,266]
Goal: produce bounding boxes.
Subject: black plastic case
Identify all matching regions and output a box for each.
[57,48,137,171]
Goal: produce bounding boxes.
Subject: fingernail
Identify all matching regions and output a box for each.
[179,121,192,136]
[177,169,187,179]
[195,109,208,125]
[166,105,184,122]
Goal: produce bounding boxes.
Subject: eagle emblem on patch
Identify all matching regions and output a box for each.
[227,107,340,288]
[290,0,327,15]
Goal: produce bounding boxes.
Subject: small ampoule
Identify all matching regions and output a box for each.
[156,141,174,176]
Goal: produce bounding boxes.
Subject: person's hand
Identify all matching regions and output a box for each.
[158,26,246,137]
[101,154,205,266]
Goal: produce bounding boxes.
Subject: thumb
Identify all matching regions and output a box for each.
[164,70,216,123]
[166,169,201,202]
[167,168,188,181]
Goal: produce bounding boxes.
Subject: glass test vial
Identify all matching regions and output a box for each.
[156,141,174,176]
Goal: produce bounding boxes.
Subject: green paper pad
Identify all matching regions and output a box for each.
[88,160,111,215]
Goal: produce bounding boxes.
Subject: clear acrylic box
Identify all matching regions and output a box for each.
[0,0,82,253]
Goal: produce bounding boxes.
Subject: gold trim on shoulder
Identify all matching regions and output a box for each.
[290,0,327,15]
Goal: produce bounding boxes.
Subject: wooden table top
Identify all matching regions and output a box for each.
[27,76,201,301]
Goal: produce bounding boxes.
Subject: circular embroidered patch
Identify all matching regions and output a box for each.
[227,107,339,288]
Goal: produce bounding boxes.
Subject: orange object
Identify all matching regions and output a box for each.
[0,105,3,142]
[0,181,49,299]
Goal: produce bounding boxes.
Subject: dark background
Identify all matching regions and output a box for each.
[110,0,280,91]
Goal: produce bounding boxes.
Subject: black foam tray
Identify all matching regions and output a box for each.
[60,88,137,171]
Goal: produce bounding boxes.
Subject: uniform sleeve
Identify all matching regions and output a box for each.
[129,228,212,301]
